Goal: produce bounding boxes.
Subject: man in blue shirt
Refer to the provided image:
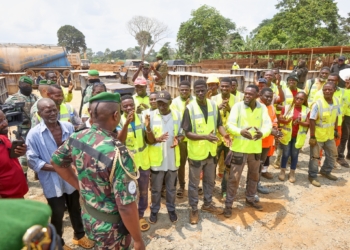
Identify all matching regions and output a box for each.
[26,98,94,250]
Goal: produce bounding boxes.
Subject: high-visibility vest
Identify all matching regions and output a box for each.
[280,105,309,149]
[306,78,325,105]
[148,110,181,167]
[233,91,244,103]
[171,96,193,115]
[232,65,240,70]
[314,97,340,142]
[211,94,235,143]
[313,88,345,125]
[187,100,218,160]
[343,89,350,117]
[228,101,270,154]
[36,103,72,122]
[133,94,149,108]
[283,87,303,106]
[120,114,149,170]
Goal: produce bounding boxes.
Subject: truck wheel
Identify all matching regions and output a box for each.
[39,70,46,78]
[25,69,35,77]
[63,70,70,78]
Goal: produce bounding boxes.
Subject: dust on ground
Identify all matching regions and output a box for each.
[25,90,350,250]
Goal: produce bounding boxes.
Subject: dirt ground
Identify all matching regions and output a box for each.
[25,90,350,249]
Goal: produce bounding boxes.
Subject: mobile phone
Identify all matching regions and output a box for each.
[10,140,24,158]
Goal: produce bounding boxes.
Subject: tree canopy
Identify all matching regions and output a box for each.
[57,25,87,53]
[177,5,237,62]
[249,0,348,50]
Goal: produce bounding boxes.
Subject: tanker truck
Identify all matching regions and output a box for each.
[0,43,72,86]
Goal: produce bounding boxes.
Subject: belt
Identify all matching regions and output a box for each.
[82,203,121,224]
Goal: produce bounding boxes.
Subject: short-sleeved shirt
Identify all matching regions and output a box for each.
[51,124,137,244]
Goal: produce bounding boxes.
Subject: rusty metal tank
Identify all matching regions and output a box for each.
[0,43,71,73]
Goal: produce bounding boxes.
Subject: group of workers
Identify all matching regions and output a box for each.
[1,53,350,249]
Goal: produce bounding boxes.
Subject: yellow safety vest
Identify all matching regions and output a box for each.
[233,91,244,103]
[187,100,218,161]
[211,94,235,143]
[306,78,325,106]
[283,87,303,106]
[148,110,181,167]
[133,94,149,108]
[314,97,339,142]
[228,101,269,154]
[120,114,149,170]
[36,103,71,122]
[343,89,350,117]
[232,65,240,70]
[280,105,309,149]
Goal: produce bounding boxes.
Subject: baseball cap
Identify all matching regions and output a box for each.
[339,55,346,61]
[134,77,147,86]
[156,91,171,103]
[258,78,267,83]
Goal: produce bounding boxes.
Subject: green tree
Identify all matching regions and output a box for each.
[251,0,343,48]
[57,25,87,53]
[177,5,236,62]
[158,42,171,61]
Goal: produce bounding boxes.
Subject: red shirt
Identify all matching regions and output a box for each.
[281,106,305,138]
[291,89,298,97]
[0,136,28,198]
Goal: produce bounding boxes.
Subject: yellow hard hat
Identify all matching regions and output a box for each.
[206,76,220,84]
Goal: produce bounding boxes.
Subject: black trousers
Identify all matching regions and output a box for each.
[338,115,350,158]
[46,190,85,245]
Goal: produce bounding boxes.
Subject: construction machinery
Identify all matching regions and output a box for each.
[67,53,90,70]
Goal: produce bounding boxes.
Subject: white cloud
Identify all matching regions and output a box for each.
[0,0,348,53]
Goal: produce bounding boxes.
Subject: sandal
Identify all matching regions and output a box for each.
[177,187,184,198]
[139,218,150,232]
[72,235,95,249]
[198,187,203,195]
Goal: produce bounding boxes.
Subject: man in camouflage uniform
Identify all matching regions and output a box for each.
[51,92,145,250]
[153,53,168,91]
[83,70,100,105]
[5,76,38,177]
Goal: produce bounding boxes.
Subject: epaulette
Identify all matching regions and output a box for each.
[114,140,128,155]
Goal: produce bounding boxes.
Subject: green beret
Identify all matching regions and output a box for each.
[0,200,52,250]
[39,80,55,85]
[89,92,121,103]
[88,70,99,76]
[156,53,163,58]
[19,76,33,85]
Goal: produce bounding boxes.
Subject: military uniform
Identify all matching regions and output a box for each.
[5,90,38,174]
[83,85,93,105]
[154,60,168,91]
[51,92,138,249]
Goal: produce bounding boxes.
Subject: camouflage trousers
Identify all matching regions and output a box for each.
[19,134,29,174]
[82,211,131,250]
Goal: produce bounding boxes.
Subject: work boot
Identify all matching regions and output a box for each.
[288,170,296,183]
[168,210,178,223]
[257,182,269,194]
[346,154,350,161]
[223,207,232,218]
[320,171,338,181]
[261,172,273,179]
[278,169,286,181]
[201,203,223,214]
[308,177,321,187]
[245,199,263,211]
[149,212,158,224]
[190,209,199,224]
[337,158,350,168]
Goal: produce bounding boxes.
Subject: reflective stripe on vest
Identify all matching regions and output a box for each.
[284,88,303,106]
[280,105,309,148]
[148,110,181,167]
[315,97,339,142]
[187,100,217,160]
[120,114,149,170]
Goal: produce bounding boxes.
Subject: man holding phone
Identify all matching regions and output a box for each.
[0,109,28,198]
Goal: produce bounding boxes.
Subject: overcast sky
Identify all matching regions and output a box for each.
[0,0,348,53]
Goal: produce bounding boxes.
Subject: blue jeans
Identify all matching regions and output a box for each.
[281,137,299,170]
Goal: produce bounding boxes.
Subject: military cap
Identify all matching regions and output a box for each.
[287,73,299,82]
[156,91,172,103]
[89,92,121,103]
[156,53,163,58]
[19,76,33,85]
[0,200,52,250]
[88,69,99,76]
[143,61,150,68]
[39,80,55,85]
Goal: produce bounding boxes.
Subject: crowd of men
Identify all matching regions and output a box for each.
[1,55,350,249]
